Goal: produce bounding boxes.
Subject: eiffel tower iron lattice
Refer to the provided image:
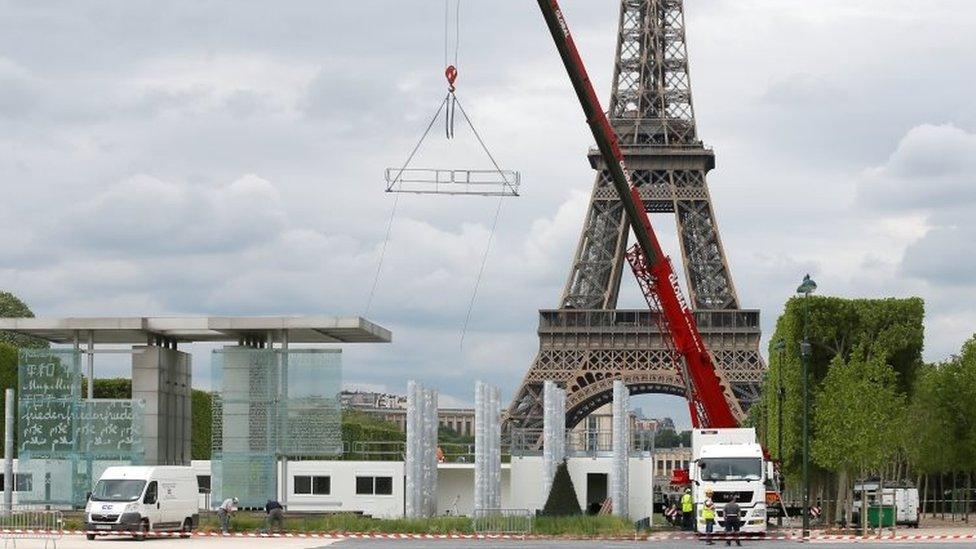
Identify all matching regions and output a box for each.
[507,0,765,431]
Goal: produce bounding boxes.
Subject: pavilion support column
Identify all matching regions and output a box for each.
[133,346,192,465]
[87,331,94,400]
[279,330,289,509]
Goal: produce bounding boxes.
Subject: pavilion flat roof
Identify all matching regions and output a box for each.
[0,316,391,345]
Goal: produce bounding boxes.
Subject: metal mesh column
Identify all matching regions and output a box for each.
[406,381,438,518]
[611,380,630,517]
[475,381,501,512]
[542,381,566,503]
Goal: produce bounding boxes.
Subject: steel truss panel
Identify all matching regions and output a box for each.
[385,168,520,197]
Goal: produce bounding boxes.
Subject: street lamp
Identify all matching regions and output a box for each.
[773,338,786,527]
[796,274,817,539]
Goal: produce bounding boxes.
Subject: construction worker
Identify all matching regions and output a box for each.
[263,499,284,534]
[724,494,742,546]
[216,496,238,534]
[681,487,694,530]
[702,490,716,545]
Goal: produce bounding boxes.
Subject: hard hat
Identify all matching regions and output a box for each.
[232,497,239,504]
[684,488,691,493]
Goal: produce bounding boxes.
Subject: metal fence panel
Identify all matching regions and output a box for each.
[472,509,533,535]
[0,506,63,546]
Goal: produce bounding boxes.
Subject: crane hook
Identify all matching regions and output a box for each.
[445,65,458,92]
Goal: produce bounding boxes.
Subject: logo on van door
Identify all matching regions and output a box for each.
[162,483,177,499]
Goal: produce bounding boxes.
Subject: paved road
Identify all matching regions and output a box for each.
[6,534,971,548]
[5,534,341,548]
[327,540,971,548]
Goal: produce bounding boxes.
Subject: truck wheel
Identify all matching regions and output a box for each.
[86,533,96,540]
[180,518,193,538]
[134,520,149,541]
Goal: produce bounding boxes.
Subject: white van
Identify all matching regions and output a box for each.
[85,466,199,540]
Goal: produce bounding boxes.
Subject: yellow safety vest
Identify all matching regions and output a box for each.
[681,493,693,512]
[702,505,715,521]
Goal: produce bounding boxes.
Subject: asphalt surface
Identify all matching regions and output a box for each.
[326,542,965,549]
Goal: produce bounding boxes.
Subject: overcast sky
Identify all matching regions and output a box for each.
[1,1,974,426]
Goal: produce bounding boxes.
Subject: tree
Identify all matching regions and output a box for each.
[811,349,905,520]
[764,296,924,483]
[541,461,582,516]
[0,343,16,453]
[0,291,48,349]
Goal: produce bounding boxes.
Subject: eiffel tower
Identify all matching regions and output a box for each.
[507,0,765,430]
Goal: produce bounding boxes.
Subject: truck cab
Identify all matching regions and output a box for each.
[692,428,767,535]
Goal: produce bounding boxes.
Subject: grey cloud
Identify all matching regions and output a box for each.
[858,124,976,212]
[901,221,976,287]
[62,174,287,255]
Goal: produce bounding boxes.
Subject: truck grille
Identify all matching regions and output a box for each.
[90,514,119,523]
[713,491,753,504]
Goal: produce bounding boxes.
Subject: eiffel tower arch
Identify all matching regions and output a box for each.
[508,0,765,430]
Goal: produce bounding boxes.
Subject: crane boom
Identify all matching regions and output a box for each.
[535,0,741,428]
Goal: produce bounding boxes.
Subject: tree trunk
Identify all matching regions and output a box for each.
[846,472,853,531]
[834,469,847,526]
[861,468,868,537]
[876,471,885,537]
[920,474,927,518]
[953,471,958,522]
[966,473,971,523]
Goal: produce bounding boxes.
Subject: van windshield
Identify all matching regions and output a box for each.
[91,479,147,502]
[698,458,762,481]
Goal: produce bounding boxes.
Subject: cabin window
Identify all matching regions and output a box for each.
[294,476,312,495]
[197,475,211,493]
[356,476,393,495]
[294,475,330,495]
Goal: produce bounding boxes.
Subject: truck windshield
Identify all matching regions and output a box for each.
[91,479,147,502]
[699,458,762,481]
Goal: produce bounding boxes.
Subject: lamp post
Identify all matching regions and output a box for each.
[796,274,817,539]
[773,338,786,527]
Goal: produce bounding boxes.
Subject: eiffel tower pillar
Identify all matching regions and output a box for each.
[508,0,765,431]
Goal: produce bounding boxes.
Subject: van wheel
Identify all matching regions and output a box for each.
[134,520,149,541]
[86,533,96,540]
[180,518,193,538]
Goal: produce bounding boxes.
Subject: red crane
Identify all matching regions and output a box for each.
[534,0,741,429]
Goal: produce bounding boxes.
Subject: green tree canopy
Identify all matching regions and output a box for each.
[905,335,976,476]
[811,349,905,475]
[764,296,924,481]
[0,291,48,349]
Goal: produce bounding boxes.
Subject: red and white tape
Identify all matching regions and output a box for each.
[2,528,973,543]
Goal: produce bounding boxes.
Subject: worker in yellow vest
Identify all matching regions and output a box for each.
[702,490,716,544]
[681,487,694,530]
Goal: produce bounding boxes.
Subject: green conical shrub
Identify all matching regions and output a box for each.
[541,461,582,516]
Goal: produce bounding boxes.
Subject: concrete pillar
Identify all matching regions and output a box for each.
[132,346,192,465]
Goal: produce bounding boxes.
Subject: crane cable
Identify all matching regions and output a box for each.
[455,94,510,350]
[364,97,449,317]
[366,2,460,317]
[445,0,460,139]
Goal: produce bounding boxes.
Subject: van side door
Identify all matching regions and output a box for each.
[143,481,162,528]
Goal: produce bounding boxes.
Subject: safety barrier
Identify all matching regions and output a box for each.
[471,508,533,536]
[0,506,63,548]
